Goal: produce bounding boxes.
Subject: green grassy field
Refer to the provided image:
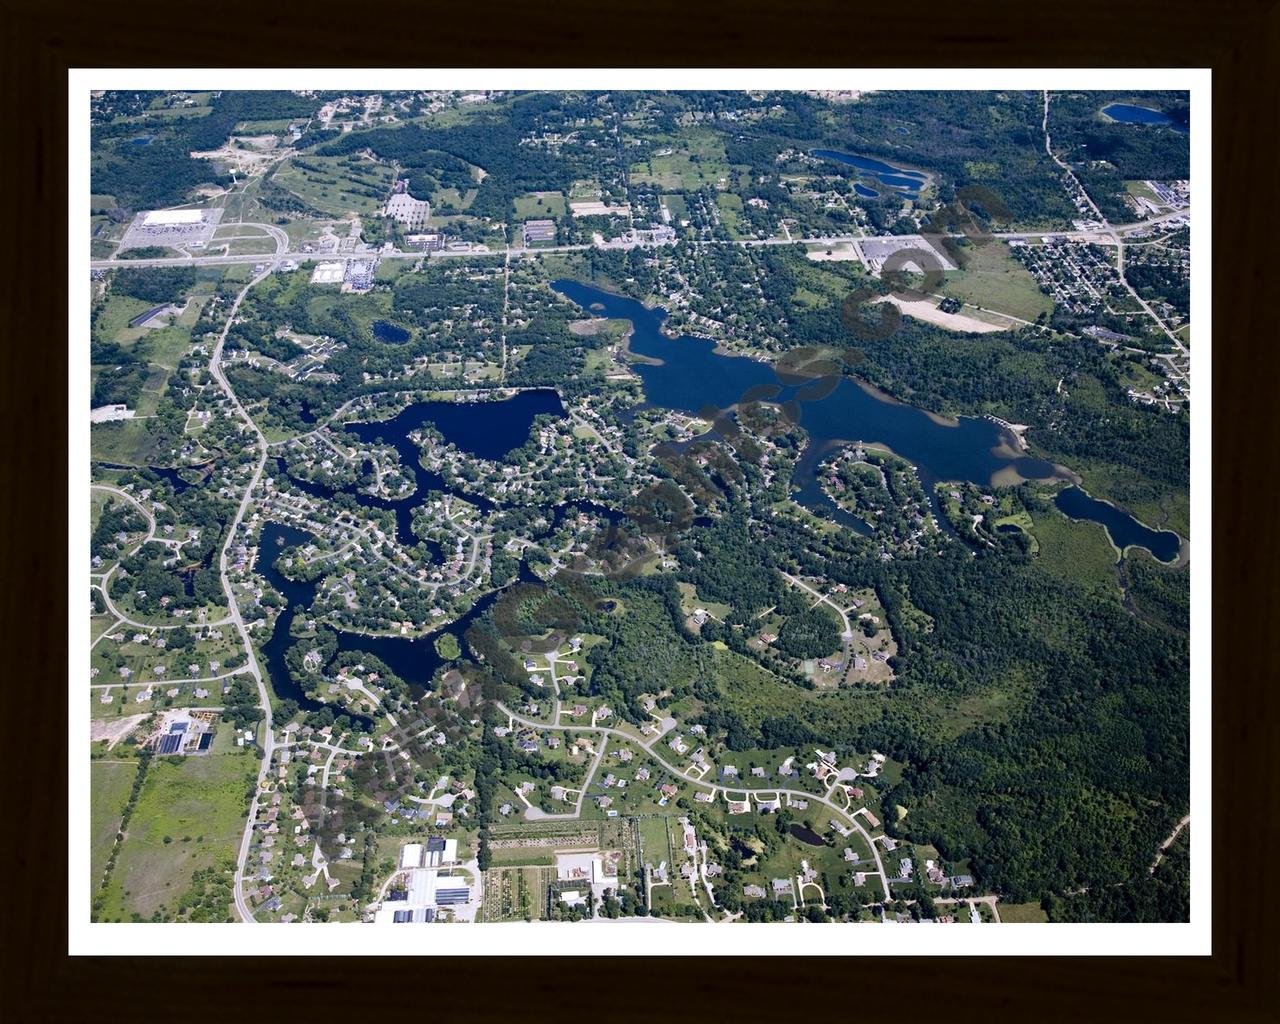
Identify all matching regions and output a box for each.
[95,738,256,922]
[1124,180,1161,203]
[90,418,165,466]
[1031,507,1122,595]
[427,186,476,211]
[998,900,1049,922]
[675,582,731,621]
[221,235,281,256]
[94,294,153,343]
[638,815,674,865]
[272,155,393,217]
[939,239,1054,322]
[90,304,200,463]
[514,192,566,219]
[631,132,733,190]
[716,193,745,239]
[713,647,881,735]
[659,194,688,223]
[91,760,138,885]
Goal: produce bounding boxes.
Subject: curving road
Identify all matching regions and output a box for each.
[91,484,233,632]
[497,702,892,901]
[208,257,283,924]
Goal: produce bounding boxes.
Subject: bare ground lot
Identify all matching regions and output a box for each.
[91,713,147,749]
[877,295,1009,334]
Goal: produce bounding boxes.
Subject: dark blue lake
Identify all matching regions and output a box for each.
[1102,103,1189,135]
[371,319,411,344]
[130,136,154,146]
[257,521,489,700]
[552,280,1060,500]
[853,183,880,199]
[552,280,1186,561]
[344,388,564,464]
[255,521,371,721]
[811,150,928,196]
[1054,486,1181,562]
[257,523,540,698]
[277,389,564,550]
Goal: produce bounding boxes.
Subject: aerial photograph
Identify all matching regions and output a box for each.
[83,81,1195,934]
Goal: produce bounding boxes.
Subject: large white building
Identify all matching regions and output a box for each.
[310,261,345,285]
[141,208,204,226]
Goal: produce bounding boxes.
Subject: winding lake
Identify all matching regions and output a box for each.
[552,280,1184,559]
[811,150,929,195]
[256,388,623,699]
[257,521,507,702]
[1054,486,1181,562]
[552,279,1062,504]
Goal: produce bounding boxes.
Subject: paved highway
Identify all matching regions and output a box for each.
[88,212,1187,272]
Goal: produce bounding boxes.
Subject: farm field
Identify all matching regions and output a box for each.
[630,131,735,190]
[94,734,256,922]
[90,759,139,885]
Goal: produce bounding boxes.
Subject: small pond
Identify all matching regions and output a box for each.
[371,319,411,344]
[1101,103,1189,135]
[790,823,828,847]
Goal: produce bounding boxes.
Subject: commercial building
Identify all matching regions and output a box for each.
[120,206,223,251]
[141,209,204,226]
[310,261,345,285]
[523,219,557,245]
[404,233,444,251]
[374,861,472,923]
[343,259,376,292]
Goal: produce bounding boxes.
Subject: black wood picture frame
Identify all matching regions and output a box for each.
[3,0,1276,1019]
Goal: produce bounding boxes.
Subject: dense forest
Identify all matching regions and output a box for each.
[111,267,196,304]
[615,473,1185,910]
